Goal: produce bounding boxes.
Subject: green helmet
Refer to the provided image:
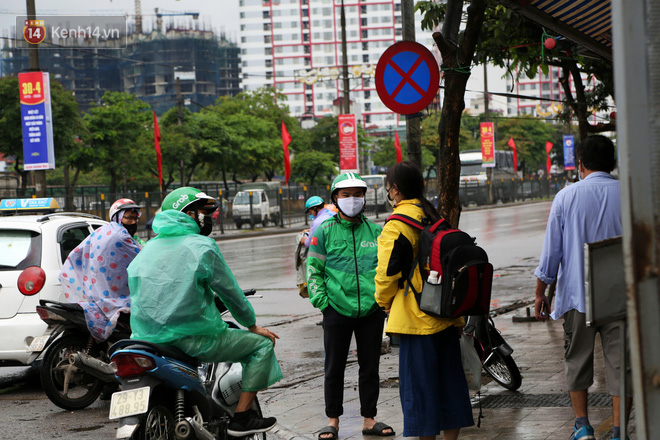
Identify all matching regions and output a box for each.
[161,187,217,213]
[331,172,368,194]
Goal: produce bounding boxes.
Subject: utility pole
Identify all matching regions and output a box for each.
[26,0,47,198]
[484,63,494,205]
[340,0,350,114]
[402,0,421,169]
[176,77,185,186]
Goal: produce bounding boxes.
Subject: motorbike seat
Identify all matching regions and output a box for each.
[38,299,83,313]
[110,339,200,367]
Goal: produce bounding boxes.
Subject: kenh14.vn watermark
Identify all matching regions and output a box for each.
[17,15,127,49]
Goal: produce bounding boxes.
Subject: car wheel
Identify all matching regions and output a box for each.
[235,222,242,229]
[40,333,105,410]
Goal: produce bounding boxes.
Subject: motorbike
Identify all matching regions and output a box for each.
[463,314,522,391]
[108,289,266,440]
[26,299,132,410]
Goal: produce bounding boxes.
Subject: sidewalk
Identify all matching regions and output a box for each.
[260,306,635,440]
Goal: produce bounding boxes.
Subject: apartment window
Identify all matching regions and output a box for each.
[264,35,271,43]
[306,105,313,113]
[265,47,272,55]
[362,42,368,51]
[361,18,367,26]
[242,37,247,43]
[542,82,551,90]
[180,83,193,93]
[365,103,371,111]
[146,75,155,84]
[263,11,270,19]
[306,93,313,101]
[264,23,271,31]
[365,114,371,123]
[361,30,368,38]
[303,33,309,42]
[303,21,309,29]
[304,45,310,54]
[302,9,308,17]
[241,25,246,31]
[306,84,312,90]
[361,5,367,14]
[144,85,156,95]
[364,90,371,99]
[240,12,245,18]
[265,59,273,68]
[266,71,273,80]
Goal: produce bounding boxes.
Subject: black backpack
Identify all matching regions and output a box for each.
[388,214,493,318]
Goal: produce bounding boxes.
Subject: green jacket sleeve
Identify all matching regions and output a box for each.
[207,243,257,329]
[306,225,329,311]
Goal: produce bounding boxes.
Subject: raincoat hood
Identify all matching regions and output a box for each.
[152,209,200,237]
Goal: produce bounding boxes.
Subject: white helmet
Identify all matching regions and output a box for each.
[109,198,141,222]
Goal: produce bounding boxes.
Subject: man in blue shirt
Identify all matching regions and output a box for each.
[534,135,631,440]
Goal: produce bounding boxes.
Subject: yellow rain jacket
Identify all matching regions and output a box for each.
[375,199,464,335]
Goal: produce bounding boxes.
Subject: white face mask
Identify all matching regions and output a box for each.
[337,197,365,217]
[386,188,397,208]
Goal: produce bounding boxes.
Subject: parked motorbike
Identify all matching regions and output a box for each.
[463,314,522,391]
[108,289,265,440]
[26,299,132,410]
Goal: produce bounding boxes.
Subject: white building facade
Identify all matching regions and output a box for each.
[238,0,435,128]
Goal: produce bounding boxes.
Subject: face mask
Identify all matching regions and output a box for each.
[123,222,138,237]
[386,188,397,208]
[337,197,365,218]
[308,214,316,221]
[197,214,213,236]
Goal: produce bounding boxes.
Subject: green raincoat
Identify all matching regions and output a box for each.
[127,210,256,342]
[127,210,282,391]
[306,214,382,318]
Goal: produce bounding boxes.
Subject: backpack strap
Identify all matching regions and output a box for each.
[386,213,425,230]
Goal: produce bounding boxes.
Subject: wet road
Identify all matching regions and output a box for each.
[0,201,552,439]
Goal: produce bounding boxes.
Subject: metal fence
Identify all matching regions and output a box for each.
[0,175,571,237]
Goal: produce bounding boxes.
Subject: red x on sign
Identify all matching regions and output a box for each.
[375,41,440,115]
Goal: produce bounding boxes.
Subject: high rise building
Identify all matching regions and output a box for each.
[238,0,435,128]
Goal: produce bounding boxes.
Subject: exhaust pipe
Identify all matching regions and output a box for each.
[70,352,117,382]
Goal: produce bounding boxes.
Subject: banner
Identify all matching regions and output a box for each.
[546,141,554,175]
[338,114,358,172]
[19,71,55,170]
[394,131,403,163]
[282,122,292,184]
[563,135,575,170]
[480,122,495,167]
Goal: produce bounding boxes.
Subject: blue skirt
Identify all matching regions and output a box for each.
[398,327,474,436]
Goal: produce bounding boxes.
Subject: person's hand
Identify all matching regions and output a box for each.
[248,325,280,345]
[300,229,310,244]
[535,293,551,322]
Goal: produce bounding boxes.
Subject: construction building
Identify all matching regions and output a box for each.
[1,23,241,114]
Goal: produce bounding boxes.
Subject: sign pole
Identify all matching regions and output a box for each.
[26,0,46,198]
[402,0,422,169]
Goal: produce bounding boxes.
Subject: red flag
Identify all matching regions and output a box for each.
[545,141,553,175]
[153,111,162,188]
[507,137,518,173]
[394,131,403,163]
[282,122,292,184]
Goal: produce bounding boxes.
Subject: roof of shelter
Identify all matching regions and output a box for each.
[499,0,612,61]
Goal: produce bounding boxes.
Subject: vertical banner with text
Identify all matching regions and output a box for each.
[338,114,358,173]
[19,71,55,170]
[480,122,495,167]
[563,135,576,170]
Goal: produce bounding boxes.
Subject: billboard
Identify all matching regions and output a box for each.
[19,71,55,170]
[480,122,495,167]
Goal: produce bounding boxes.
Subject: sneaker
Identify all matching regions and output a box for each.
[227,409,277,436]
[569,425,595,440]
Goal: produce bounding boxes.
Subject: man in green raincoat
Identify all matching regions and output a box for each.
[127,187,283,436]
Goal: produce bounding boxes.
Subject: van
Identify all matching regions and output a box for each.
[362,174,390,213]
[459,150,516,205]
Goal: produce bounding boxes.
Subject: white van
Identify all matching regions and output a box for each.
[362,174,390,213]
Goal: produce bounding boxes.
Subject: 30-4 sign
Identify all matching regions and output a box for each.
[23,20,46,45]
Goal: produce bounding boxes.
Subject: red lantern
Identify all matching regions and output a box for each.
[544,38,556,50]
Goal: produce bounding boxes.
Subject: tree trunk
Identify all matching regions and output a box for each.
[433,0,487,228]
[63,163,75,211]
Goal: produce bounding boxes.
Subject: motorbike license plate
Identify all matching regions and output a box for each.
[109,386,150,420]
[27,335,49,352]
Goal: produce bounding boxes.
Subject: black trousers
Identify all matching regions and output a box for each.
[322,305,386,418]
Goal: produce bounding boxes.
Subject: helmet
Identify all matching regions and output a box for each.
[304,196,324,212]
[161,187,217,213]
[109,198,140,222]
[331,172,368,194]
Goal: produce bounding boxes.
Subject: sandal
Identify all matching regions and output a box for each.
[318,425,338,440]
[362,422,395,437]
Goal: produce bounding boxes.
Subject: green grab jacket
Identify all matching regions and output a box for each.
[127,210,256,344]
[306,213,382,318]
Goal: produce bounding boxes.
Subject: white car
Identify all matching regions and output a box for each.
[0,198,107,366]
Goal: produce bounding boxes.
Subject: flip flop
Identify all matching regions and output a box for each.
[362,422,395,437]
[318,425,338,440]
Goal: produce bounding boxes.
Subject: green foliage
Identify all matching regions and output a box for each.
[83,91,152,192]
[291,150,336,186]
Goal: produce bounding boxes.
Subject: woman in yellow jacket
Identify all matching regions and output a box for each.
[375,161,474,440]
